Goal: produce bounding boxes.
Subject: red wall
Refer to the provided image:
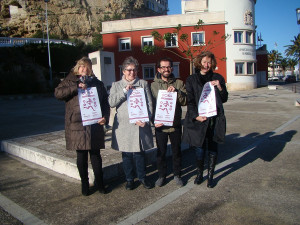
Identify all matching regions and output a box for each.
[102,23,227,83]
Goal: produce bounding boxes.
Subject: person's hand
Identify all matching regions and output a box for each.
[79,83,87,89]
[154,123,164,128]
[196,116,207,122]
[125,85,135,91]
[211,80,222,91]
[98,117,106,125]
[135,120,146,127]
[167,86,176,92]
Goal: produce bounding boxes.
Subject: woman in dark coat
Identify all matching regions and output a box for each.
[55,57,110,196]
[183,51,228,188]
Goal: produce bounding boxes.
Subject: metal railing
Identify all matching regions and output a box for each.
[0,37,75,47]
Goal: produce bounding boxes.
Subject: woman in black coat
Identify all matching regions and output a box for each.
[55,57,110,196]
[183,51,228,188]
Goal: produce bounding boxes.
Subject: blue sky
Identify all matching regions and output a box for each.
[168,0,300,57]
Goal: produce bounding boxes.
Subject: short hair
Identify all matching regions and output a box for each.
[194,51,217,71]
[157,57,173,68]
[73,57,93,76]
[122,56,139,71]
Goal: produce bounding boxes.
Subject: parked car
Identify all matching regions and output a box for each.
[268,76,279,81]
[283,75,296,83]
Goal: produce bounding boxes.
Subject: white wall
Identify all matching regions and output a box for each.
[210,0,257,90]
[88,51,116,91]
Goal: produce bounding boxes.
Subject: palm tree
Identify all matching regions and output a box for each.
[268,50,282,77]
[285,34,300,78]
[287,58,298,76]
[278,58,289,76]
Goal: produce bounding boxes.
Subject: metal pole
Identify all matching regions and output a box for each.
[45,1,52,88]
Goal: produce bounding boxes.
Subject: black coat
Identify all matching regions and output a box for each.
[55,72,110,151]
[182,71,228,147]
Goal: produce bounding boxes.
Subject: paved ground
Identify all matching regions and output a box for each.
[0,83,300,225]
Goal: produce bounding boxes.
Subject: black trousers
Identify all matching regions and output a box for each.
[155,127,182,177]
[76,149,103,183]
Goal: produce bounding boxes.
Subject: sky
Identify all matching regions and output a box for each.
[167,0,300,57]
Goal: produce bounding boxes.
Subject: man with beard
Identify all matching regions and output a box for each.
[151,57,187,187]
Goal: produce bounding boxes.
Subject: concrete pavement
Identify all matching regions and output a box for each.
[0,83,300,225]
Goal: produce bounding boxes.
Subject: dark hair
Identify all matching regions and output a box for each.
[157,57,173,68]
[194,51,217,71]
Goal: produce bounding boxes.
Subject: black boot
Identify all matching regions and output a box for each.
[207,152,217,188]
[194,159,204,185]
[81,181,90,196]
[94,172,107,194]
[77,151,90,196]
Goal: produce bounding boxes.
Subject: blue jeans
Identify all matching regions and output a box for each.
[122,151,146,181]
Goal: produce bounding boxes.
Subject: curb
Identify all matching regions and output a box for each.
[1,137,189,183]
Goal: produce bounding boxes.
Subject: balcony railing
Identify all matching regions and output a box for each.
[0,37,75,47]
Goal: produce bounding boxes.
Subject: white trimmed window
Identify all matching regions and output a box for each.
[246,31,253,44]
[192,32,205,46]
[235,62,244,74]
[165,34,178,47]
[142,36,154,48]
[234,31,243,43]
[119,38,131,51]
[234,30,254,44]
[235,61,256,75]
[142,64,156,80]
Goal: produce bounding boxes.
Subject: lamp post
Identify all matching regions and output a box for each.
[45,0,52,88]
[296,8,300,25]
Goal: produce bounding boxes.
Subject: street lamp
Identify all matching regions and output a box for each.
[296,8,300,25]
[45,0,52,88]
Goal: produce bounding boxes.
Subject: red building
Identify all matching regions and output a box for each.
[102,14,227,83]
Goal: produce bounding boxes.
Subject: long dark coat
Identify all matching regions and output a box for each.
[182,71,228,147]
[54,72,110,151]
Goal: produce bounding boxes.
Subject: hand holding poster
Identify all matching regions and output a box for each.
[198,82,217,117]
[78,87,102,126]
[127,88,149,123]
[154,90,177,126]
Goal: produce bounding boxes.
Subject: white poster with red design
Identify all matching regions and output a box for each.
[198,82,217,117]
[78,87,102,126]
[127,88,149,123]
[154,90,177,126]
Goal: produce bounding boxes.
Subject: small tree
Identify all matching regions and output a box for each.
[278,58,288,76]
[268,50,282,77]
[142,19,230,74]
[287,58,298,76]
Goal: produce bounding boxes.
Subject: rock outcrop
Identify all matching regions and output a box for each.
[0,0,162,42]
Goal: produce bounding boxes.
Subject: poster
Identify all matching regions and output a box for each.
[78,87,102,126]
[127,88,149,123]
[154,90,177,126]
[198,82,217,117]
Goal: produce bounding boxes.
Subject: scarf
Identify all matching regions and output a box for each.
[122,75,139,85]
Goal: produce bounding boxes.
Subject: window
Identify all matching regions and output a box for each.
[119,38,131,51]
[234,31,243,43]
[246,31,253,44]
[142,36,153,48]
[192,32,205,46]
[165,34,178,47]
[234,30,254,44]
[142,64,156,80]
[235,63,244,74]
[172,62,180,78]
[235,61,256,75]
[247,62,253,74]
